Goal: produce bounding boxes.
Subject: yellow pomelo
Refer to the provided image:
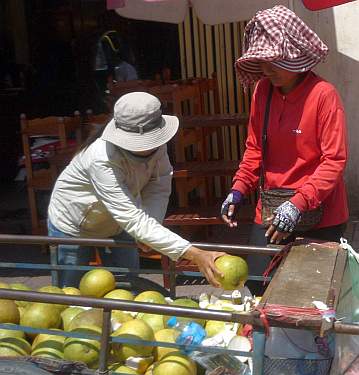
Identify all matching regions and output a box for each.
[214,255,248,290]
[0,282,9,289]
[61,307,84,331]
[62,287,81,296]
[0,324,25,340]
[32,347,64,360]
[137,313,164,333]
[0,337,31,356]
[37,285,66,311]
[111,310,133,330]
[68,308,103,331]
[112,365,138,374]
[145,364,155,375]
[0,300,20,324]
[153,352,196,375]
[165,299,205,327]
[20,303,61,337]
[134,291,166,305]
[154,328,177,361]
[205,321,226,337]
[104,289,134,301]
[112,319,155,361]
[9,283,31,308]
[63,325,101,369]
[79,269,115,298]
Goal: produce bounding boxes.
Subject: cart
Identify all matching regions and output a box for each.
[0,234,357,375]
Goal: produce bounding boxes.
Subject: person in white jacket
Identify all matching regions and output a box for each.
[48,92,225,287]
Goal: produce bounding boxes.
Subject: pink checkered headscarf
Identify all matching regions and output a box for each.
[235,5,329,87]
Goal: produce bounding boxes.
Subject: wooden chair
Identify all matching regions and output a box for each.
[20,112,81,234]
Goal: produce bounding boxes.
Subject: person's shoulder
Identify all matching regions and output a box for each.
[310,73,338,95]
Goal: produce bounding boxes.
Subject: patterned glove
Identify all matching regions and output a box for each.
[221,190,243,218]
[272,201,302,233]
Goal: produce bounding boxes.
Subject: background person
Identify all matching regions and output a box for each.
[48,92,224,288]
[221,5,348,294]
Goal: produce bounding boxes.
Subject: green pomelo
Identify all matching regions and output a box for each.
[32,348,64,360]
[0,337,31,356]
[214,255,248,290]
[112,319,155,361]
[68,308,103,331]
[79,269,115,298]
[153,352,196,375]
[112,365,138,374]
[37,285,66,311]
[205,321,226,337]
[165,299,205,327]
[62,287,81,296]
[154,328,177,361]
[32,330,65,351]
[137,313,164,333]
[20,303,61,337]
[64,326,101,369]
[0,324,25,340]
[61,307,84,331]
[0,300,20,324]
[9,283,31,308]
[104,289,134,301]
[134,291,166,305]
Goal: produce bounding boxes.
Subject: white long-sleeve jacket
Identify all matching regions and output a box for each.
[48,138,190,261]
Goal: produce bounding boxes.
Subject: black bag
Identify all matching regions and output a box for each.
[260,85,322,231]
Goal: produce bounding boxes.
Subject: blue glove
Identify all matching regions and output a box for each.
[272,201,301,233]
[221,190,243,219]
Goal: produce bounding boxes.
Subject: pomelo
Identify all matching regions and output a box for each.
[37,285,66,311]
[134,291,166,305]
[0,282,9,289]
[205,320,226,337]
[61,307,84,331]
[112,365,137,374]
[145,364,155,375]
[111,310,133,331]
[0,324,25,340]
[214,255,248,290]
[154,328,177,361]
[32,330,65,360]
[153,352,196,375]
[0,299,19,324]
[104,289,134,301]
[165,299,205,327]
[64,325,101,369]
[112,319,155,361]
[79,269,115,298]
[9,283,31,308]
[20,303,61,337]
[68,308,103,331]
[137,313,164,333]
[62,287,81,296]
[0,337,31,357]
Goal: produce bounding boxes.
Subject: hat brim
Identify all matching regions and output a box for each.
[101,115,179,152]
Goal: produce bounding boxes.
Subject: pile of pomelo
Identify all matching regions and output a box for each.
[0,255,250,374]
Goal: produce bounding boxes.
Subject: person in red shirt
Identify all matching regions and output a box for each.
[221,6,349,293]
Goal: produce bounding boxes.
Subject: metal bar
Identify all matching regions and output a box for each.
[49,245,59,287]
[0,288,258,324]
[98,309,112,375]
[334,322,359,335]
[253,330,266,375]
[0,234,280,255]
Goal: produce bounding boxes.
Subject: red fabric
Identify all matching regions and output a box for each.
[232,72,349,228]
[303,0,356,10]
[106,0,126,10]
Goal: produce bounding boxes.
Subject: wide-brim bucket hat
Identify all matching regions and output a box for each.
[235,5,329,87]
[102,92,179,152]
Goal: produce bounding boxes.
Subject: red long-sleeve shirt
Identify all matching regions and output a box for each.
[232,72,349,228]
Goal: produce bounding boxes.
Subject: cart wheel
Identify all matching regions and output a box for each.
[115,275,171,297]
